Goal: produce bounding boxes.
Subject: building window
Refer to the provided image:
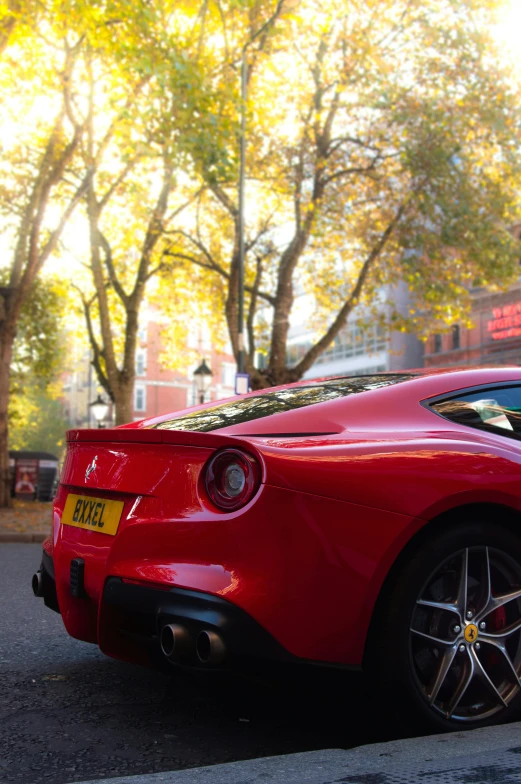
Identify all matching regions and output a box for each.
[434,334,442,353]
[256,352,268,371]
[134,384,146,412]
[452,324,460,350]
[288,323,387,368]
[221,362,236,388]
[136,348,147,376]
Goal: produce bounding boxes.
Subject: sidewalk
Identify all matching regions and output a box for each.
[74,722,521,784]
[0,498,50,542]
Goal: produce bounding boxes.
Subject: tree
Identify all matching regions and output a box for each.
[80,147,196,425]
[7,274,67,391]
[74,0,223,424]
[0,3,96,504]
[0,0,212,496]
[8,274,69,455]
[164,0,521,389]
[74,1,295,423]
[0,0,189,499]
[9,388,69,455]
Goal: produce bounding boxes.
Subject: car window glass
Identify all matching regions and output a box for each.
[432,386,521,436]
[469,399,513,430]
[149,374,413,432]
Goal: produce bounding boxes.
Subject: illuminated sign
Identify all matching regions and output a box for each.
[488,302,521,340]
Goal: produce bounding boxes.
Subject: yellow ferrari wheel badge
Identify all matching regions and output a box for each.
[464,624,479,643]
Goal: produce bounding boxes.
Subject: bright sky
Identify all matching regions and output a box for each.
[494,0,521,72]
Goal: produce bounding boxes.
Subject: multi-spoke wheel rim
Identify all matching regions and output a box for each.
[410,546,521,722]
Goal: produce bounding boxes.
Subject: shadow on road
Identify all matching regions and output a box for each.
[0,544,419,784]
[1,654,416,784]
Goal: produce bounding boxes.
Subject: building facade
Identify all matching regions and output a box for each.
[132,319,236,421]
[287,283,424,380]
[424,224,521,369]
[424,283,521,370]
[61,316,237,428]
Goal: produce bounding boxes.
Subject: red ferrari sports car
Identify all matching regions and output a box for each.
[34,367,521,730]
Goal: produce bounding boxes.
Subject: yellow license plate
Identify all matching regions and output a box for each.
[62,494,124,536]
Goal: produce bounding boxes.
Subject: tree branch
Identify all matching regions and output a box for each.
[35,170,91,276]
[131,156,174,300]
[164,185,205,225]
[93,74,151,170]
[0,0,20,56]
[321,158,381,186]
[166,230,228,278]
[195,0,209,58]
[98,159,137,212]
[162,248,276,305]
[99,231,129,306]
[293,202,407,377]
[71,286,113,401]
[246,0,287,52]
[209,183,237,217]
[247,254,263,362]
[327,135,384,158]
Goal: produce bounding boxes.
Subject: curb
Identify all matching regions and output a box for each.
[71,722,521,784]
[0,532,47,543]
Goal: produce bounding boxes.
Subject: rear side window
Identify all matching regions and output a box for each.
[150,374,412,432]
[431,386,521,437]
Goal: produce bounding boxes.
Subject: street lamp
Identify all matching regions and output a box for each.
[89,393,109,428]
[193,359,213,405]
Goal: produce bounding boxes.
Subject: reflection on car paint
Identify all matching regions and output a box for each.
[150,374,413,432]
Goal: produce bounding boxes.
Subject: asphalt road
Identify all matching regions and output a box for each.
[0,544,411,784]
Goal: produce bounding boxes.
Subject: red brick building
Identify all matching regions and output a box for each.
[424,282,521,369]
[132,319,236,421]
[62,317,237,427]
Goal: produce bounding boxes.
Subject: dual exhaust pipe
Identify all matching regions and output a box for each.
[160,623,226,666]
[34,569,225,665]
[31,568,60,614]
[32,571,44,597]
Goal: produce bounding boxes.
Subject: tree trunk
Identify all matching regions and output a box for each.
[113,379,134,426]
[0,320,15,507]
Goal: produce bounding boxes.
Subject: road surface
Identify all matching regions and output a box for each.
[0,543,409,784]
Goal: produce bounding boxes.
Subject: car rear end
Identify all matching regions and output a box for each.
[34,373,427,671]
[35,427,290,667]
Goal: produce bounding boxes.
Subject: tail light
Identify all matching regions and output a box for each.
[205,449,261,511]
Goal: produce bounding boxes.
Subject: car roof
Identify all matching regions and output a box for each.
[130,366,521,437]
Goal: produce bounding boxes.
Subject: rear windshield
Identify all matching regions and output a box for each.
[149,374,412,432]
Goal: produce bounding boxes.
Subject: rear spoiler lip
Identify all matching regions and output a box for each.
[66,427,250,449]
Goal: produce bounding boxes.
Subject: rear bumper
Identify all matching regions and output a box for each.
[98,577,292,668]
[51,482,421,665]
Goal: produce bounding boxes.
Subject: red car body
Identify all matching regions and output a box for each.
[36,368,521,673]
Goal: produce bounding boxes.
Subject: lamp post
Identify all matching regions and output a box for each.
[237,53,247,378]
[193,359,213,405]
[89,393,109,428]
[236,2,296,391]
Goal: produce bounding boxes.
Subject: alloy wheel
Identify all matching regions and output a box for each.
[410,545,521,722]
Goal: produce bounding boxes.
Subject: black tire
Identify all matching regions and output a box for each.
[369,521,521,732]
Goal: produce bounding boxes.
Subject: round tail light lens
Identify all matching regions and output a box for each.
[205,449,261,511]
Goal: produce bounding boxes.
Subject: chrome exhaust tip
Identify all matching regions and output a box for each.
[160,623,192,660]
[32,571,44,597]
[196,630,226,665]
